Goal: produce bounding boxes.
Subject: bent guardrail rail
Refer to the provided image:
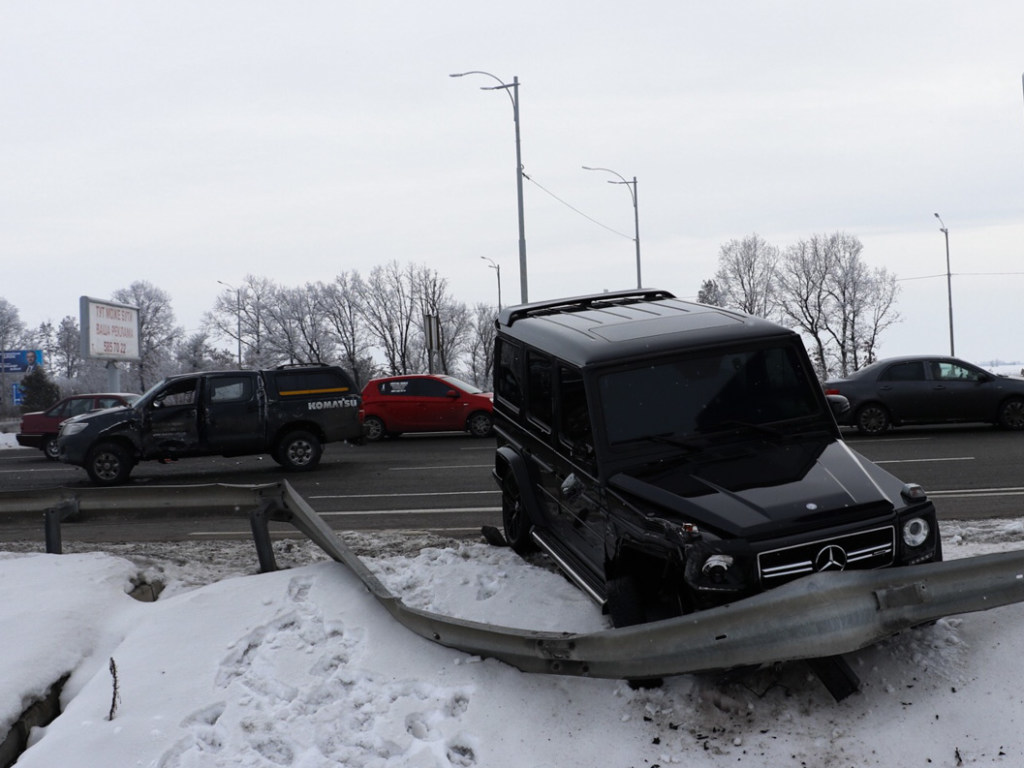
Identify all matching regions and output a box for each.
[4,482,1024,685]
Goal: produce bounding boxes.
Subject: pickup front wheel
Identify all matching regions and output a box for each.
[275,430,322,471]
[85,442,135,486]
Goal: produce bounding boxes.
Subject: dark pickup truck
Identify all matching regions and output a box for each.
[58,365,362,485]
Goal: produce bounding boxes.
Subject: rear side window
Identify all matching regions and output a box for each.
[880,362,925,382]
[209,376,254,403]
[495,338,523,409]
[526,352,553,429]
[272,368,354,397]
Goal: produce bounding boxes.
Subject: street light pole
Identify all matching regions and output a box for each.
[582,165,641,288]
[933,213,955,356]
[451,71,528,304]
[480,256,502,311]
[217,280,242,367]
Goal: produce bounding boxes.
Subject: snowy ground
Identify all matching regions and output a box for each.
[3,433,1024,766]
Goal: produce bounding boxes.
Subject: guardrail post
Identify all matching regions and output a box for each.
[43,500,78,555]
[44,508,63,554]
[249,504,277,573]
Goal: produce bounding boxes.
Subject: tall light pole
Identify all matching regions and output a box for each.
[451,70,528,304]
[583,166,641,288]
[933,213,955,356]
[217,280,242,367]
[480,256,502,311]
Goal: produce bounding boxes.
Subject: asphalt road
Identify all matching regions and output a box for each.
[1,425,1022,544]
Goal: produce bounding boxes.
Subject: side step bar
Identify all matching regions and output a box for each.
[531,530,606,607]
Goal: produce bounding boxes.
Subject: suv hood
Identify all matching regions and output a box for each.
[609,438,895,539]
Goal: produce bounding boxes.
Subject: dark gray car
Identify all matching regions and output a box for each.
[823,355,1024,434]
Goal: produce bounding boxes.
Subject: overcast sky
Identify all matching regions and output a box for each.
[3,1,1023,365]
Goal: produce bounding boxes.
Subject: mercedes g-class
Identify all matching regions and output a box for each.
[491,289,942,627]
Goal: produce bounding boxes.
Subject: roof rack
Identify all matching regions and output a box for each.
[499,288,676,326]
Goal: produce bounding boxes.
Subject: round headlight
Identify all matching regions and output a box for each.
[902,517,930,548]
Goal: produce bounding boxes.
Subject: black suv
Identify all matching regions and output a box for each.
[491,289,941,626]
[59,364,362,485]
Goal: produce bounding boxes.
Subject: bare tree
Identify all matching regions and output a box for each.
[260,282,337,365]
[777,233,900,378]
[697,279,725,307]
[777,236,834,378]
[359,261,419,375]
[713,234,780,318]
[54,316,83,380]
[112,281,183,391]
[206,275,277,368]
[319,272,374,387]
[464,302,498,389]
[175,332,235,371]
[416,265,472,375]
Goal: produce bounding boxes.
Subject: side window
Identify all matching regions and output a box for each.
[495,338,523,410]
[384,379,411,396]
[415,378,454,398]
[558,365,592,450]
[154,378,198,407]
[526,351,553,429]
[47,401,71,418]
[881,362,925,382]
[67,398,94,417]
[209,376,253,403]
[935,362,983,381]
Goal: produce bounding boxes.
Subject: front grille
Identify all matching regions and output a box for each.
[757,526,896,586]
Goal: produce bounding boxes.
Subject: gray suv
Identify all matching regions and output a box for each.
[490,289,942,627]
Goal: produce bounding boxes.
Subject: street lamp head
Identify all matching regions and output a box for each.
[934,212,948,232]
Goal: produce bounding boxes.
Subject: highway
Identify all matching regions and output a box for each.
[0,425,1022,544]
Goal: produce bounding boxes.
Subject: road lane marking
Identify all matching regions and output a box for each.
[388,464,492,471]
[929,487,1024,498]
[873,457,974,464]
[309,490,499,499]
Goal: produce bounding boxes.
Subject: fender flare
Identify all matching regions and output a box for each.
[493,444,544,524]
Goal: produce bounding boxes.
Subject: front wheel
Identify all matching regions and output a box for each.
[274,430,322,471]
[43,436,60,460]
[997,398,1024,429]
[85,442,134,486]
[855,403,891,434]
[467,411,493,437]
[501,476,537,556]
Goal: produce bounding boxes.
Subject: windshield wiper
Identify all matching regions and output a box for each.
[703,420,786,439]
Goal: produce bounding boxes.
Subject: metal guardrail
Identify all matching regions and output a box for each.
[5,482,1024,686]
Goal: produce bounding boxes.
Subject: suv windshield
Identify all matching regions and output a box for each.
[599,343,822,446]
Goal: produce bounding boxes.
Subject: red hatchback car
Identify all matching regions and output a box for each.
[360,374,493,441]
[17,392,140,459]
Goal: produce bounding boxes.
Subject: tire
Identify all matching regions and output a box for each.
[275,430,322,471]
[501,476,537,556]
[467,411,493,438]
[997,398,1024,430]
[43,436,60,460]
[362,416,386,442]
[855,403,891,434]
[85,442,134,486]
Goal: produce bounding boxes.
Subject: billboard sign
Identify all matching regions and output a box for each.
[0,349,44,373]
[80,297,141,361]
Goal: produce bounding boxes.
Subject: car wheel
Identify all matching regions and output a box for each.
[997,398,1024,430]
[43,436,60,460]
[362,416,386,442]
[501,476,537,556]
[85,442,134,486]
[855,403,891,434]
[275,430,322,471]
[467,411,493,437]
